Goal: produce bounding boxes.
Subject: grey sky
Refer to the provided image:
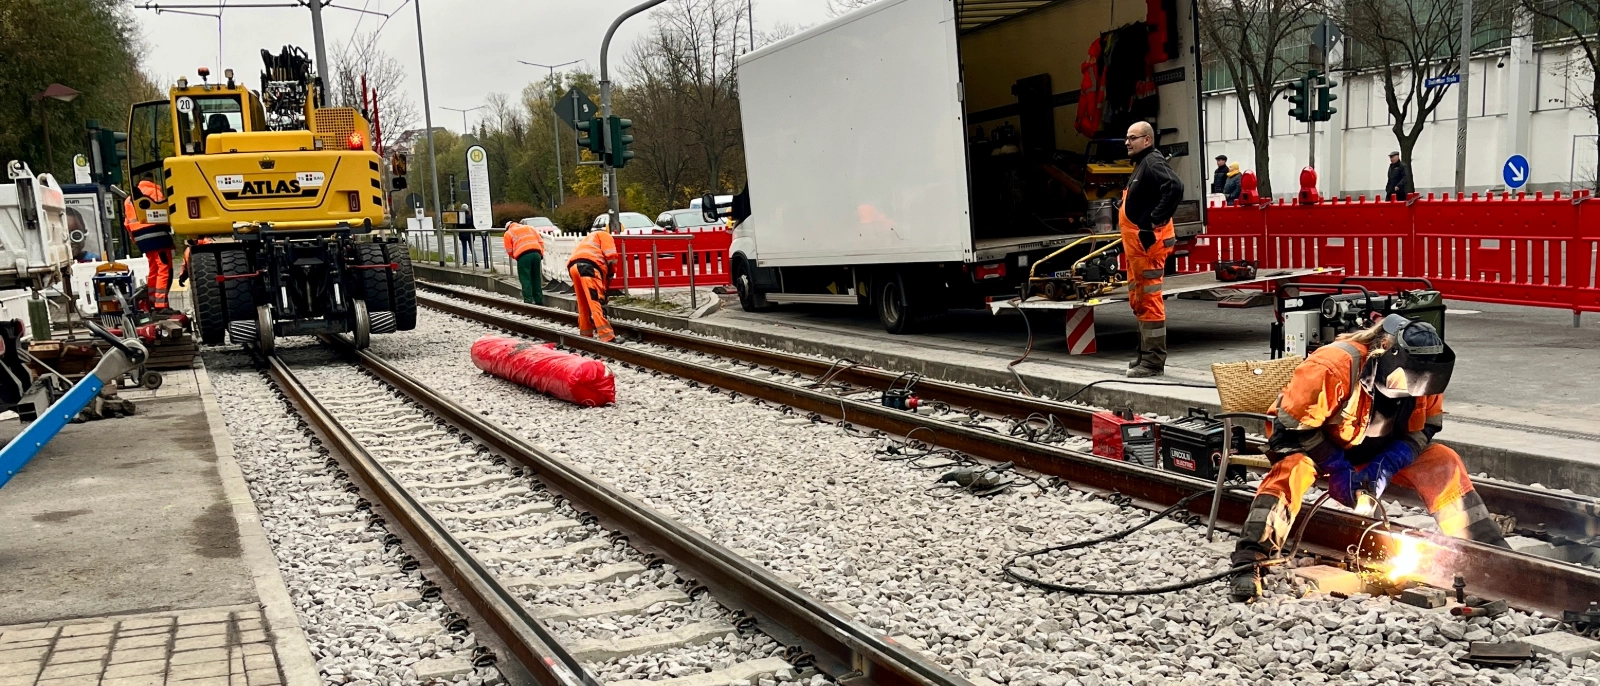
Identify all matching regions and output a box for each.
[133,0,834,134]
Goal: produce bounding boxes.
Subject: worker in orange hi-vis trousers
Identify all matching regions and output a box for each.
[1119,121,1183,378]
[566,226,619,342]
[124,178,175,312]
[1228,315,1507,602]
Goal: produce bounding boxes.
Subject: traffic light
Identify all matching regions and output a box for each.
[1314,75,1338,122]
[576,117,604,156]
[1286,72,1311,123]
[390,153,408,191]
[606,116,634,168]
[90,127,128,186]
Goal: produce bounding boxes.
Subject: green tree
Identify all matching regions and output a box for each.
[0,0,160,176]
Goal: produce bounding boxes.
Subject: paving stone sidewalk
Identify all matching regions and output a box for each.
[0,604,284,686]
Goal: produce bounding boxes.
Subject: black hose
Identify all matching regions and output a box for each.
[1003,485,1277,595]
[1059,377,1217,404]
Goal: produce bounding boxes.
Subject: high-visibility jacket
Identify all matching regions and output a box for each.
[1266,340,1444,463]
[502,223,545,259]
[124,180,173,254]
[1075,37,1106,139]
[567,230,618,272]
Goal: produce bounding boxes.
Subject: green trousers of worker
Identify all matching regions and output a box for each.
[517,252,544,305]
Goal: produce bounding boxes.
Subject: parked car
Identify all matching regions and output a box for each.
[656,208,724,232]
[590,211,660,234]
[518,216,561,234]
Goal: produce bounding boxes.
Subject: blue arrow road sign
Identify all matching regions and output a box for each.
[1503,154,1530,190]
[1424,74,1461,89]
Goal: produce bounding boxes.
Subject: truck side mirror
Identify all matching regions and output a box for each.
[700,193,718,223]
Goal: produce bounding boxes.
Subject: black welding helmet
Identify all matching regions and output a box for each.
[1372,314,1454,398]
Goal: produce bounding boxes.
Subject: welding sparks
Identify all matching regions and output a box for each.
[1387,535,1426,581]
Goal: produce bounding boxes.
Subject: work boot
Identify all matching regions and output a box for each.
[1452,491,1511,549]
[1126,320,1168,377]
[1229,548,1268,602]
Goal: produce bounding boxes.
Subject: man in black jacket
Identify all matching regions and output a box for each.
[1120,121,1185,377]
[1385,151,1408,201]
[1211,155,1229,195]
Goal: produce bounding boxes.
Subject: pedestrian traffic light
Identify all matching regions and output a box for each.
[1286,73,1311,123]
[390,153,408,191]
[1314,75,1338,122]
[576,117,604,156]
[606,116,634,169]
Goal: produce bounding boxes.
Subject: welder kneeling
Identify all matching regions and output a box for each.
[1230,314,1507,602]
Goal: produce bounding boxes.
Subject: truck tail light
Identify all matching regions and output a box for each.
[187,197,200,219]
[347,192,361,212]
[975,261,1006,281]
[347,132,365,150]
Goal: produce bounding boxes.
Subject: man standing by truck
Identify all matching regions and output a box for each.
[1120,121,1184,378]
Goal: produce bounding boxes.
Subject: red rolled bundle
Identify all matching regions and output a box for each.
[469,335,616,407]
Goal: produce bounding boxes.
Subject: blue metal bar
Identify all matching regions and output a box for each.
[0,373,105,491]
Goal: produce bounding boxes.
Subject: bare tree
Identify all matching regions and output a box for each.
[332,31,418,154]
[825,0,878,17]
[1520,0,1600,188]
[1339,0,1510,191]
[1198,0,1322,197]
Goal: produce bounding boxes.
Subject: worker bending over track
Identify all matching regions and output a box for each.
[567,226,618,342]
[125,179,174,312]
[502,221,546,305]
[1119,121,1183,378]
[1230,315,1508,601]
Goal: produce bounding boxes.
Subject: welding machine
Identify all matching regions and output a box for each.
[1272,278,1445,358]
[1092,409,1158,467]
[1159,408,1245,482]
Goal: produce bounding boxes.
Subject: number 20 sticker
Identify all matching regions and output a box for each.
[176,97,194,114]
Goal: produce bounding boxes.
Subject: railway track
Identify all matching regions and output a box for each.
[262,339,968,686]
[413,281,1600,615]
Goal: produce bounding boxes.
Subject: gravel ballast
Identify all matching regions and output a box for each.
[365,303,1597,686]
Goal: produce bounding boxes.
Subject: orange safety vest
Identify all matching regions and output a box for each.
[124,180,174,254]
[567,230,618,271]
[1268,340,1443,450]
[502,223,545,259]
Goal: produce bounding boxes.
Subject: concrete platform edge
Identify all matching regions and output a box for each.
[412,266,1595,493]
[196,362,323,686]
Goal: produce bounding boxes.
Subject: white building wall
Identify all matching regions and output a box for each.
[1202,45,1596,199]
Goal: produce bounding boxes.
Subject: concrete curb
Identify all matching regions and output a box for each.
[195,362,323,686]
[412,266,1598,493]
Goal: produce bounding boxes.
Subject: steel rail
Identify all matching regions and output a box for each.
[416,282,1600,546]
[324,335,970,686]
[415,291,1600,615]
[265,353,594,686]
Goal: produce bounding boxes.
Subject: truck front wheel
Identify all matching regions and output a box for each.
[732,258,771,313]
[189,253,226,345]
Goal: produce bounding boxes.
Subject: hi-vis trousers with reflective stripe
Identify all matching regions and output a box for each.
[1122,230,1175,323]
[569,260,615,343]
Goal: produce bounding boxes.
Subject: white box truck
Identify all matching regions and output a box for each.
[727,0,1208,332]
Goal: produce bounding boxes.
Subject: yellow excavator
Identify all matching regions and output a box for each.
[123,46,413,352]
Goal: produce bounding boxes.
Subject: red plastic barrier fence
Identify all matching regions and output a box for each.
[470,335,616,407]
[1192,192,1600,315]
[615,231,733,290]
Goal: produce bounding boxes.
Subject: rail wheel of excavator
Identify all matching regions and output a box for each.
[255,305,275,355]
[352,299,371,350]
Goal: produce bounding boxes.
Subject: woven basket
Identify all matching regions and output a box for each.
[1211,357,1304,414]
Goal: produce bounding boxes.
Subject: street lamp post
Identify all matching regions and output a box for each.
[442,105,486,136]
[33,84,80,179]
[518,59,581,212]
[600,0,669,233]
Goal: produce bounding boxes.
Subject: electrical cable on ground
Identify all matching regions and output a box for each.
[1006,299,1036,397]
[1004,485,1293,595]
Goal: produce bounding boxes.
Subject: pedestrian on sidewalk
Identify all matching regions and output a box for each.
[1223,162,1242,206]
[1211,155,1229,194]
[1385,151,1408,201]
[1119,120,1184,378]
[502,221,546,305]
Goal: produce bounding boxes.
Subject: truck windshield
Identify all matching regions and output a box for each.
[127,100,175,185]
[175,94,244,154]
